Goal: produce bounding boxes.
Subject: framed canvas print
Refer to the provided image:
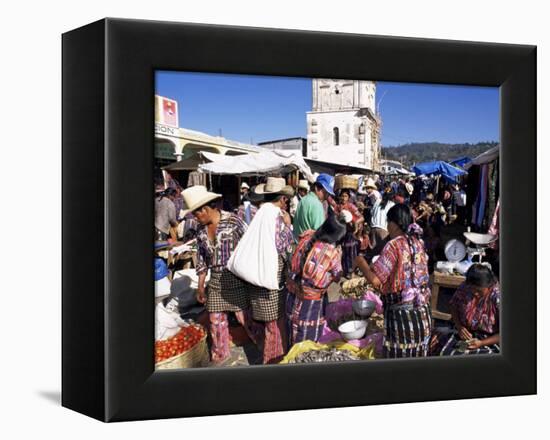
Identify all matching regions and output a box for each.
[62,18,536,422]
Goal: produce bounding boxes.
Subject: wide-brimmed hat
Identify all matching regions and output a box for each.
[241,182,250,190]
[180,185,221,216]
[246,186,265,203]
[253,177,287,194]
[297,180,310,191]
[365,177,377,190]
[280,185,295,197]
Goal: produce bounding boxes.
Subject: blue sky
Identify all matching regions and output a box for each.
[155,71,499,147]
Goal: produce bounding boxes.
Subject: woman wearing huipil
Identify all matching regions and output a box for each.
[354,204,432,358]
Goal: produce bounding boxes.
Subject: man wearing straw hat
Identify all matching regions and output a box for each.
[289,179,309,219]
[233,177,294,364]
[180,185,254,364]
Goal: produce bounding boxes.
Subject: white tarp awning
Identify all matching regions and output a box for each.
[198,150,317,182]
[464,146,500,169]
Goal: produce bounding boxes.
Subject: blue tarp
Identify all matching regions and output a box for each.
[412,160,467,182]
[450,156,472,168]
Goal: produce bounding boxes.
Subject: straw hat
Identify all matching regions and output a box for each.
[297,180,310,191]
[253,177,287,194]
[365,177,377,190]
[180,185,221,216]
[280,185,295,197]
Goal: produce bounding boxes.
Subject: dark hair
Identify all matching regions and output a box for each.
[380,188,394,209]
[465,264,496,288]
[395,187,408,200]
[339,188,351,197]
[294,209,347,287]
[158,187,177,200]
[313,182,324,192]
[263,193,286,203]
[386,203,413,233]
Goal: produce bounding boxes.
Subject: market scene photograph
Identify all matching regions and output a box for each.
[153,72,500,368]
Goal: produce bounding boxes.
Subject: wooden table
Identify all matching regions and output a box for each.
[430,271,466,320]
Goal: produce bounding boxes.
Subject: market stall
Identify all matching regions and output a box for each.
[464,146,500,232]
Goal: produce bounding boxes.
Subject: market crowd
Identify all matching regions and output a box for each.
[154,172,501,365]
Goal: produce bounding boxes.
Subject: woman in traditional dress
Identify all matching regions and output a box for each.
[354,204,432,358]
[430,264,500,355]
[183,185,253,364]
[334,188,364,277]
[286,211,346,346]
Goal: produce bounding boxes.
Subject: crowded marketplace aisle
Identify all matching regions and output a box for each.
[154,152,501,368]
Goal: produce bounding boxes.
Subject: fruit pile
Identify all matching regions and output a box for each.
[155,324,206,363]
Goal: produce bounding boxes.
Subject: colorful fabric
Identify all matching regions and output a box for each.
[275,212,294,255]
[206,269,250,313]
[383,302,432,358]
[341,232,360,276]
[236,202,258,225]
[335,201,363,223]
[286,293,328,346]
[372,234,431,306]
[208,312,231,363]
[449,282,500,335]
[195,210,247,275]
[208,310,251,364]
[287,230,343,300]
[262,318,286,364]
[430,329,500,356]
[488,198,500,250]
[293,192,325,237]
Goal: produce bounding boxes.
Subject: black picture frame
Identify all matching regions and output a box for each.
[62,18,536,422]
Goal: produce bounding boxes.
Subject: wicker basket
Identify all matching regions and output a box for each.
[155,333,210,370]
[334,175,359,191]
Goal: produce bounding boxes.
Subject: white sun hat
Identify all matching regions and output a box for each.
[253,177,287,194]
[180,185,221,216]
[365,177,377,189]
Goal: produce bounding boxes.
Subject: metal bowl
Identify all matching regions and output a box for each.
[338,320,368,341]
[352,299,376,318]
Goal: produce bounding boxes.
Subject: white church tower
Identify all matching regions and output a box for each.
[306,79,381,171]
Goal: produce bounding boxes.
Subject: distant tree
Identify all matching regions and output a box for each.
[381,141,498,167]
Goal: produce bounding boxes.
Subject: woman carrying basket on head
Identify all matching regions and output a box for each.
[354,204,432,358]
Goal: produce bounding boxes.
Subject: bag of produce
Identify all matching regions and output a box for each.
[280,340,375,364]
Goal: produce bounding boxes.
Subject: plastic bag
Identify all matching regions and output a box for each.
[227,203,280,290]
[280,339,375,364]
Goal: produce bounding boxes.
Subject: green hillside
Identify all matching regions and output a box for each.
[381,141,498,167]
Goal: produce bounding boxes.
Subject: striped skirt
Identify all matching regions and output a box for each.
[206,269,250,313]
[286,293,328,346]
[341,232,360,276]
[430,330,500,356]
[382,293,432,358]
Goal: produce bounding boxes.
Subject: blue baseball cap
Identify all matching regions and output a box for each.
[315,173,335,196]
[154,258,170,281]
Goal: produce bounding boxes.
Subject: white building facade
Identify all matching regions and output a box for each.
[306,79,381,171]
